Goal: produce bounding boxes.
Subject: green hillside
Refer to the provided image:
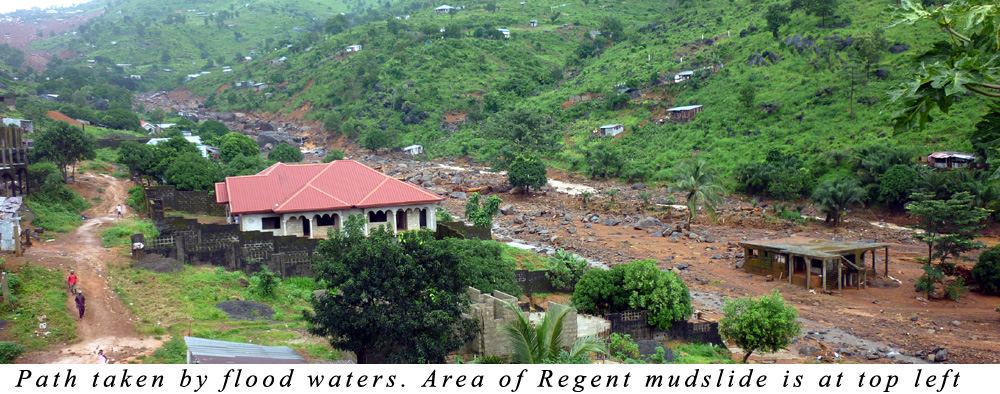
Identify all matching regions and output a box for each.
[25,0,987,187]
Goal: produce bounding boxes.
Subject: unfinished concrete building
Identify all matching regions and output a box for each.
[739,238,889,291]
[0,125,28,197]
[463,287,578,358]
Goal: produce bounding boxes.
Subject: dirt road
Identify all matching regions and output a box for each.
[19,172,160,363]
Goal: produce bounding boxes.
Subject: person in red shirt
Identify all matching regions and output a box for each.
[67,270,78,294]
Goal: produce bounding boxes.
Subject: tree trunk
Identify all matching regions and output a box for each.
[927,244,932,265]
[849,72,855,120]
[742,347,755,363]
[356,346,368,364]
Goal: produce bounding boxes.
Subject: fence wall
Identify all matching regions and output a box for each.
[136,216,319,278]
[602,310,723,345]
[514,270,560,294]
[146,186,227,216]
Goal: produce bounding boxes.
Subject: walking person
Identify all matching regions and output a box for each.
[116,204,123,219]
[75,290,86,319]
[67,270,77,294]
[97,349,108,364]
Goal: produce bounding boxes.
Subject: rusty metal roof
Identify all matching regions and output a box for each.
[216,160,444,215]
[184,337,306,364]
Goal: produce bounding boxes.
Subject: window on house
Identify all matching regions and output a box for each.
[261,216,281,230]
[368,211,387,223]
[317,214,336,226]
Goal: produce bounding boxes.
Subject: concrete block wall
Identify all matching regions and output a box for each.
[463,288,579,358]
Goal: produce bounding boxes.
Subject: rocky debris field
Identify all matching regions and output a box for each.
[215,301,274,322]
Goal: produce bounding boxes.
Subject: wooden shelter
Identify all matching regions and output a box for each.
[739,238,889,291]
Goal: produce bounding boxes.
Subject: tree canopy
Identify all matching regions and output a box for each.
[507,155,548,194]
[571,260,692,330]
[219,132,259,162]
[906,191,991,267]
[268,143,304,163]
[718,290,801,363]
[30,122,97,181]
[478,108,561,171]
[117,140,155,176]
[164,152,221,191]
[306,216,477,363]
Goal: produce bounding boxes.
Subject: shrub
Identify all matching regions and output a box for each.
[441,238,520,297]
[571,260,691,330]
[464,192,502,227]
[945,277,968,301]
[268,143,304,163]
[126,186,146,213]
[546,249,590,291]
[916,264,944,298]
[100,219,160,248]
[322,149,345,162]
[149,335,187,364]
[0,341,25,364]
[878,164,919,208]
[972,245,1000,294]
[249,266,280,299]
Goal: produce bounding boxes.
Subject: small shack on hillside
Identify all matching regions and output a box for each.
[184,337,306,364]
[926,151,975,169]
[739,238,889,291]
[666,105,703,122]
[435,5,455,14]
[346,44,362,53]
[598,124,624,137]
[403,144,424,155]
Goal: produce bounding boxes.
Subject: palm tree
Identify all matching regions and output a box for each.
[673,159,724,231]
[502,302,607,364]
[812,177,865,226]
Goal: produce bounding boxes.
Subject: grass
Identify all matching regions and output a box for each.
[502,244,550,271]
[99,219,160,248]
[110,263,339,363]
[26,189,91,233]
[79,161,112,173]
[0,264,77,350]
[671,343,736,364]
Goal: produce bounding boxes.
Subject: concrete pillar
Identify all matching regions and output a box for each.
[787,254,793,284]
[837,260,842,292]
[386,209,396,234]
[805,256,810,290]
[885,247,889,277]
[429,206,437,231]
[822,259,827,292]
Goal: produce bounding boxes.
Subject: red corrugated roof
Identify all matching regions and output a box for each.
[217,160,444,215]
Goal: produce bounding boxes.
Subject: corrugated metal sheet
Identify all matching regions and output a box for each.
[0,196,22,216]
[220,160,444,215]
[929,151,974,160]
[184,337,305,364]
[667,105,703,111]
[215,182,229,203]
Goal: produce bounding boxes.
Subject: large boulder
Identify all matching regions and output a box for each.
[633,217,663,230]
[888,43,911,54]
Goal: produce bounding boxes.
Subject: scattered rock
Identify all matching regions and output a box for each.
[633,217,663,230]
[799,344,821,356]
[449,192,467,199]
[888,43,910,54]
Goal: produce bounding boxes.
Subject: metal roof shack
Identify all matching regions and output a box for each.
[739,238,890,292]
[184,337,306,364]
[665,105,703,123]
[926,151,975,169]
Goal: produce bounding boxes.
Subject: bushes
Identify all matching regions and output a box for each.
[268,143,304,163]
[100,219,159,248]
[878,164,919,208]
[546,249,590,291]
[972,245,1000,294]
[0,341,25,364]
[249,266,280,299]
[718,290,800,363]
[322,149,345,162]
[736,151,813,200]
[571,260,692,330]
[27,182,91,232]
[442,238,520,297]
[126,186,146,213]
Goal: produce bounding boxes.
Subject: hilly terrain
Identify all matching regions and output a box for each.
[13,0,981,184]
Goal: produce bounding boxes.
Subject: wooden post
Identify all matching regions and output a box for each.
[1,271,9,305]
[787,254,793,284]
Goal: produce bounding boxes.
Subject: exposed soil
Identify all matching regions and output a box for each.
[215,301,274,321]
[47,111,85,127]
[17,172,162,363]
[0,9,105,71]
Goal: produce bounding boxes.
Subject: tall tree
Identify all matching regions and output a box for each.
[479,108,561,171]
[812,177,865,226]
[507,155,548,194]
[906,191,991,270]
[854,28,887,76]
[673,159,724,231]
[805,0,839,27]
[117,140,155,176]
[306,216,477,363]
[719,291,801,363]
[30,122,97,181]
[163,152,221,191]
[764,4,791,39]
[267,143,304,163]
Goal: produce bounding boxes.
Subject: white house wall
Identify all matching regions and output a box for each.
[234,204,437,238]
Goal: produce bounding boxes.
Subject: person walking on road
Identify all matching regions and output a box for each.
[97,349,108,364]
[75,290,86,319]
[67,270,77,294]
[116,204,123,219]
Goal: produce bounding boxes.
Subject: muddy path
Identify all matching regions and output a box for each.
[18,172,161,363]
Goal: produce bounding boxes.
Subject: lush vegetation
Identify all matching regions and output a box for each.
[26,172,92,232]
[571,259,692,330]
[100,219,160,248]
[972,245,1000,295]
[307,215,478,363]
[0,341,25,364]
[718,290,801,363]
[502,302,606,364]
[0,264,76,350]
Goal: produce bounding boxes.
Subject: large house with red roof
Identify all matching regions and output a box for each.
[215,160,445,237]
